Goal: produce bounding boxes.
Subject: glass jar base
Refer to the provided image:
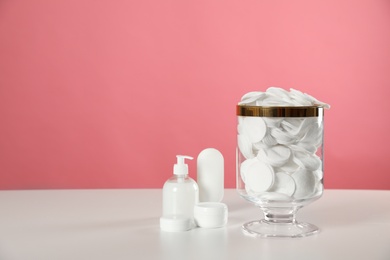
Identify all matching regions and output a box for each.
[242,219,319,238]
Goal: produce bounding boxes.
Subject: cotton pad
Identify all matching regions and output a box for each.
[240,158,258,183]
[291,168,316,199]
[261,133,278,146]
[245,161,274,193]
[263,117,283,128]
[268,172,296,196]
[239,87,330,109]
[243,117,267,143]
[239,92,266,105]
[293,151,321,171]
[286,118,313,138]
[301,124,323,147]
[291,143,317,154]
[257,145,291,167]
[270,128,296,145]
[238,134,254,159]
[277,157,299,172]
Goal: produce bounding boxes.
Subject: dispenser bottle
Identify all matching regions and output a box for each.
[161,155,199,230]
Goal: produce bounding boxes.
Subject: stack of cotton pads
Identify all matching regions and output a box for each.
[239,87,330,108]
[237,87,330,200]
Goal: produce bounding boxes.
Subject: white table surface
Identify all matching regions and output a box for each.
[0,189,389,260]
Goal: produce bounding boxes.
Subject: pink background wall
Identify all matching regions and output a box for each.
[1,0,390,190]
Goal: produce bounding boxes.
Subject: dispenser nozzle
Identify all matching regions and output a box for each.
[174,155,193,175]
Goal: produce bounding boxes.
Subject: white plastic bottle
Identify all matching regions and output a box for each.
[160,155,199,231]
[197,148,224,202]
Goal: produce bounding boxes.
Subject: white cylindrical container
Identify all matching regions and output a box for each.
[197,148,224,202]
[194,202,228,228]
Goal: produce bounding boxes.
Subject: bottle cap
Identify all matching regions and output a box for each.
[194,202,228,228]
[160,215,192,232]
[173,155,193,175]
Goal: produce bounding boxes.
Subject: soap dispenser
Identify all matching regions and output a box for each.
[160,155,199,231]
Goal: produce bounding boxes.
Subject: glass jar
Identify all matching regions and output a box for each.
[236,105,325,238]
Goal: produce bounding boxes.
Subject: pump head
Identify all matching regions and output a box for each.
[174,155,193,175]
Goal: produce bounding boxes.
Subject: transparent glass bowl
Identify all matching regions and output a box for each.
[236,105,324,238]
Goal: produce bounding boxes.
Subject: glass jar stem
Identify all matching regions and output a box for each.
[262,208,298,224]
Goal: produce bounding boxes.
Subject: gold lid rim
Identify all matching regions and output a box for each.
[237,105,323,117]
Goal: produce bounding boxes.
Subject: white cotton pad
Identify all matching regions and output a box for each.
[245,161,274,193]
[239,87,330,109]
[266,87,291,99]
[261,133,278,146]
[288,118,314,138]
[270,128,296,145]
[289,88,313,106]
[281,118,302,132]
[277,157,299,173]
[238,134,254,159]
[268,172,296,196]
[197,148,224,202]
[257,145,291,167]
[243,117,267,143]
[260,98,292,106]
[293,151,321,171]
[312,181,324,197]
[237,123,245,135]
[291,168,316,199]
[291,143,317,154]
[245,182,254,194]
[303,92,331,109]
[239,158,258,183]
[263,117,283,128]
[239,92,266,105]
[241,91,263,100]
[238,116,245,125]
[313,169,323,181]
[252,140,266,152]
[300,123,321,144]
